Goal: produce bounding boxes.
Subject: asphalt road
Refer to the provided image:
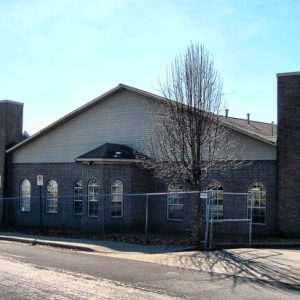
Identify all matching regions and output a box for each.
[0,241,299,299]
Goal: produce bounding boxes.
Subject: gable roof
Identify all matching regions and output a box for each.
[76,143,136,160]
[6,83,277,153]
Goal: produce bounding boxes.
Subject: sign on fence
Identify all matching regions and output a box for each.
[37,175,44,186]
[200,192,207,199]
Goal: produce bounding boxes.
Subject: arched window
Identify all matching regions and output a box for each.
[20,179,31,212]
[46,180,58,213]
[88,179,99,217]
[167,182,184,220]
[74,180,83,215]
[111,179,123,217]
[248,182,266,224]
[207,180,223,221]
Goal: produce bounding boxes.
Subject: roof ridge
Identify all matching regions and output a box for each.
[118,83,168,102]
[221,115,277,126]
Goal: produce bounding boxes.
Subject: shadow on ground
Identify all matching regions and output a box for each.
[162,249,300,292]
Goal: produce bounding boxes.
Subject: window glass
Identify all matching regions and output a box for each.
[46,180,58,213]
[74,180,83,215]
[207,180,223,221]
[248,182,266,224]
[111,180,123,217]
[20,179,31,212]
[167,182,184,220]
[88,179,98,217]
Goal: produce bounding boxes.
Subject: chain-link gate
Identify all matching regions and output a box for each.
[203,190,255,249]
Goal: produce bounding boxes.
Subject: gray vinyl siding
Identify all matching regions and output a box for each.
[12,90,276,163]
[231,132,276,160]
[12,90,156,163]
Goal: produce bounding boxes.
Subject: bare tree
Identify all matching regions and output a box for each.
[138,43,239,189]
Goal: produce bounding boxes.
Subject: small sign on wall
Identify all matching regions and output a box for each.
[200,192,207,199]
[37,175,44,186]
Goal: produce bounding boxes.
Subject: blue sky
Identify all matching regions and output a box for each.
[1,0,299,134]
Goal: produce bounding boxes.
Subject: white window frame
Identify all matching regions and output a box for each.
[88,179,99,217]
[111,179,123,218]
[74,180,83,215]
[20,179,31,212]
[167,182,184,221]
[46,180,58,214]
[207,180,223,222]
[248,182,266,225]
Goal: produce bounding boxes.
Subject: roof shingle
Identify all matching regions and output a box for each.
[221,116,277,144]
[77,143,136,160]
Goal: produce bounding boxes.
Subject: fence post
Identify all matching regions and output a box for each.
[145,194,149,239]
[81,195,84,233]
[5,198,8,228]
[61,196,65,233]
[39,186,43,232]
[102,194,105,234]
[249,192,253,247]
[204,191,210,250]
[209,190,215,250]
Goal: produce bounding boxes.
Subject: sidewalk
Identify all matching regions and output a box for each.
[0,231,299,286]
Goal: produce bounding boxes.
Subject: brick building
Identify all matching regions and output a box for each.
[0,100,23,224]
[277,72,300,236]
[0,72,299,237]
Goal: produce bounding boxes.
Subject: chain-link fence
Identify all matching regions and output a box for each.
[1,192,200,236]
[0,191,256,248]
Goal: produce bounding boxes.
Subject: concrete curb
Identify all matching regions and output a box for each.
[0,235,195,254]
[168,245,197,252]
[214,242,300,249]
[0,236,96,252]
[251,242,300,248]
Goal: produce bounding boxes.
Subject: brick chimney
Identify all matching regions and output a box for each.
[0,100,23,222]
[277,72,300,237]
